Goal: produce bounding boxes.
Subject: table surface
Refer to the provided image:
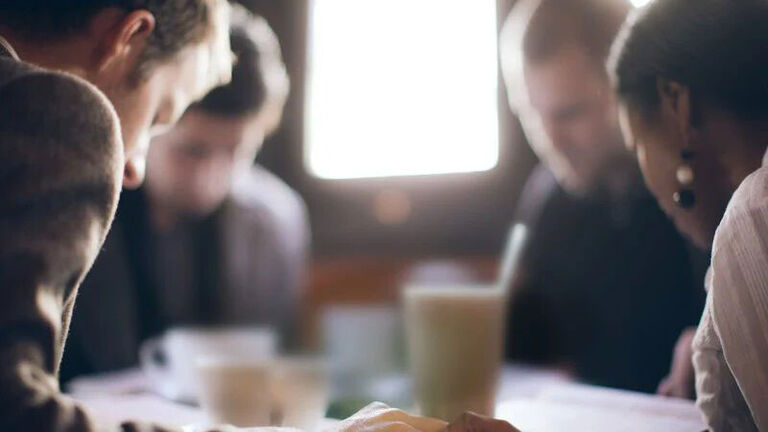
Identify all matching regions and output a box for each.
[70,365,706,431]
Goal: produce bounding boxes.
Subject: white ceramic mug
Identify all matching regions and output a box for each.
[140,327,277,402]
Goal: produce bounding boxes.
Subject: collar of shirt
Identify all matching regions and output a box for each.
[0,35,20,60]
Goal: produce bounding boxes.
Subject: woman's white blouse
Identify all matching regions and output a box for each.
[693,150,768,432]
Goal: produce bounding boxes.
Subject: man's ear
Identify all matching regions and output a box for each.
[656,78,693,144]
[92,8,155,76]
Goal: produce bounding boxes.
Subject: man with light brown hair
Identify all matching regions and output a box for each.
[0,1,232,430]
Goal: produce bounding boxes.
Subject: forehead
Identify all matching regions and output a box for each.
[523,46,608,112]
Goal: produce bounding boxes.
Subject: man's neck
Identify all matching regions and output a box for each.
[0,29,89,77]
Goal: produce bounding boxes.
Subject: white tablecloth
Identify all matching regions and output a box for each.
[70,365,706,431]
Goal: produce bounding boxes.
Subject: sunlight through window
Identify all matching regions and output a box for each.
[305,0,500,180]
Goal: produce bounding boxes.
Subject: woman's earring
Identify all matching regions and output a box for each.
[673,149,696,209]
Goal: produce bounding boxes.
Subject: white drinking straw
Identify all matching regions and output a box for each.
[496,223,528,295]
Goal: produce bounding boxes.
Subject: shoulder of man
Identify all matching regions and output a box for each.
[0,63,120,140]
[0,64,124,271]
[0,61,135,432]
[0,65,123,205]
[0,54,38,87]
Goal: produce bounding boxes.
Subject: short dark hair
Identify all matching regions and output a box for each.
[191,6,289,119]
[609,0,768,120]
[0,0,215,74]
[502,0,630,68]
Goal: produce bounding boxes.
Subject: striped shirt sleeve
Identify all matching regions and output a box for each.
[711,166,768,432]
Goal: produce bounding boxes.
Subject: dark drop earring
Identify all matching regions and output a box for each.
[673,149,696,209]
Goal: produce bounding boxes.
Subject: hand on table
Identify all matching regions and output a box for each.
[657,326,697,399]
[188,403,522,432]
[181,425,301,432]
[332,402,448,432]
[444,412,521,432]
[332,403,521,432]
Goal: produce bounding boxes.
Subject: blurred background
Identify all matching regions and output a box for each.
[245,0,533,342]
[64,0,702,424]
[233,0,535,413]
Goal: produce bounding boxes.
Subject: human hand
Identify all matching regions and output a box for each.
[191,409,444,432]
[332,402,448,432]
[179,425,304,432]
[657,327,697,399]
[180,425,301,432]
[443,412,521,432]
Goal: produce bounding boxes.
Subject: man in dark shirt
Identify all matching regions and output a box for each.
[499,0,706,393]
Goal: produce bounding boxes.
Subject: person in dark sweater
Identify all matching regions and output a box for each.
[499,0,706,394]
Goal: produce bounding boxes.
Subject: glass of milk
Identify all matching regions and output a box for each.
[404,284,506,421]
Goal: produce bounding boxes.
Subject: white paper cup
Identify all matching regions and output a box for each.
[404,284,506,421]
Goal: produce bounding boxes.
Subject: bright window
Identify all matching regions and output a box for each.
[305,0,500,180]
